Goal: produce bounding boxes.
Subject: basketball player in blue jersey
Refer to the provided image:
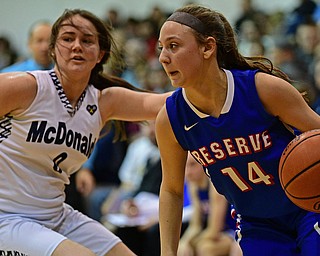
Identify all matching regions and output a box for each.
[156,4,320,256]
[0,9,170,256]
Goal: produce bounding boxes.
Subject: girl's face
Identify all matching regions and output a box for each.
[158,21,204,88]
[185,154,207,184]
[54,15,104,75]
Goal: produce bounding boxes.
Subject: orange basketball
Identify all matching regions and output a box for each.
[279,129,320,213]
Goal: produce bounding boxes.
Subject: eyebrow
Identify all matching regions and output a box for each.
[158,35,181,44]
[60,31,95,38]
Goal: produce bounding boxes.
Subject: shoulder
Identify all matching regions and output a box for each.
[156,104,179,145]
[156,105,171,138]
[156,104,170,127]
[0,72,37,116]
[254,72,302,115]
[254,72,294,98]
[1,71,36,87]
[165,88,183,113]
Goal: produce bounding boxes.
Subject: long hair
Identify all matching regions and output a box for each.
[49,9,145,140]
[174,5,291,82]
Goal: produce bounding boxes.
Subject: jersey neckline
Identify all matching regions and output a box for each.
[49,70,87,117]
[182,69,234,118]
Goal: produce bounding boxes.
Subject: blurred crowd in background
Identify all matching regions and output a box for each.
[2,0,320,105]
[1,0,320,255]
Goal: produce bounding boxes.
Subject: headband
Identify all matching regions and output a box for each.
[166,11,207,35]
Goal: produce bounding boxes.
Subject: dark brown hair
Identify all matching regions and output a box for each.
[49,9,145,140]
[173,4,291,82]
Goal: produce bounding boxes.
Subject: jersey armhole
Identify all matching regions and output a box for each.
[166,92,188,151]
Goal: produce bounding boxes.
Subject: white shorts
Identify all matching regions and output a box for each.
[0,204,121,256]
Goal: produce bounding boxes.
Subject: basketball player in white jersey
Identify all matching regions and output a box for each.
[0,9,170,256]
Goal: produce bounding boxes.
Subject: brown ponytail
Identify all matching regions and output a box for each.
[174,4,292,83]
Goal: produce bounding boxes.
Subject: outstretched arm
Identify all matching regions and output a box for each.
[99,87,172,124]
[156,105,188,256]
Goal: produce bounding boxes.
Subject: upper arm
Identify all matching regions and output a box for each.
[99,87,171,124]
[155,105,187,197]
[0,72,37,117]
[255,72,320,132]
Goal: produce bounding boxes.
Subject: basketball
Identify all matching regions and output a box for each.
[279,129,320,213]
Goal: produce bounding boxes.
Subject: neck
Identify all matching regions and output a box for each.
[54,68,89,106]
[185,68,227,117]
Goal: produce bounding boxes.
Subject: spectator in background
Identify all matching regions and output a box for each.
[103,121,162,256]
[234,0,273,56]
[101,121,160,216]
[75,124,128,221]
[120,37,147,88]
[294,20,320,76]
[104,8,124,29]
[143,61,173,93]
[1,20,53,72]
[234,0,268,36]
[284,0,317,36]
[0,36,17,70]
[270,38,311,95]
[237,19,264,57]
[310,57,320,114]
[147,6,168,34]
[137,18,159,62]
[143,6,167,62]
[178,154,241,256]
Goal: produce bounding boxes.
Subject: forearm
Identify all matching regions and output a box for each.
[159,189,184,255]
[180,182,203,242]
[206,186,228,238]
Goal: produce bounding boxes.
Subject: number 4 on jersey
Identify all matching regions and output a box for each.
[221,161,274,191]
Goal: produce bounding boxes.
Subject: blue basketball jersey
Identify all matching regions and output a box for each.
[166,69,300,218]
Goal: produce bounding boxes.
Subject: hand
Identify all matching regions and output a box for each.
[177,239,195,256]
[120,199,139,217]
[194,232,234,256]
[75,168,96,196]
[177,223,202,256]
[192,227,219,247]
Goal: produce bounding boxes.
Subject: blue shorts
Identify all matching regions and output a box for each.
[235,209,320,256]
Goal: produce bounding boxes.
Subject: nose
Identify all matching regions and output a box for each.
[72,38,82,52]
[158,48,170,64]
[39,40,50,52]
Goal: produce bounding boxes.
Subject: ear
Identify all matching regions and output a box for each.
[203,36,216,59]
[97,50,106,63]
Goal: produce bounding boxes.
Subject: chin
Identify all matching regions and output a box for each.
[170,80,182,88]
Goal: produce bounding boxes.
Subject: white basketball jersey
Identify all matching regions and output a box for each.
[0,70,102,222]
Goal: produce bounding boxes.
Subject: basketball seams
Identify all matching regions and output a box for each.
[279,131,320,181]
[283,160,320,191]
[279,134,311,185]
[278,129,320,213]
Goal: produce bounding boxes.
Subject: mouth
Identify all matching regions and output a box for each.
[168,71,178,77]
[71,56,85,61]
